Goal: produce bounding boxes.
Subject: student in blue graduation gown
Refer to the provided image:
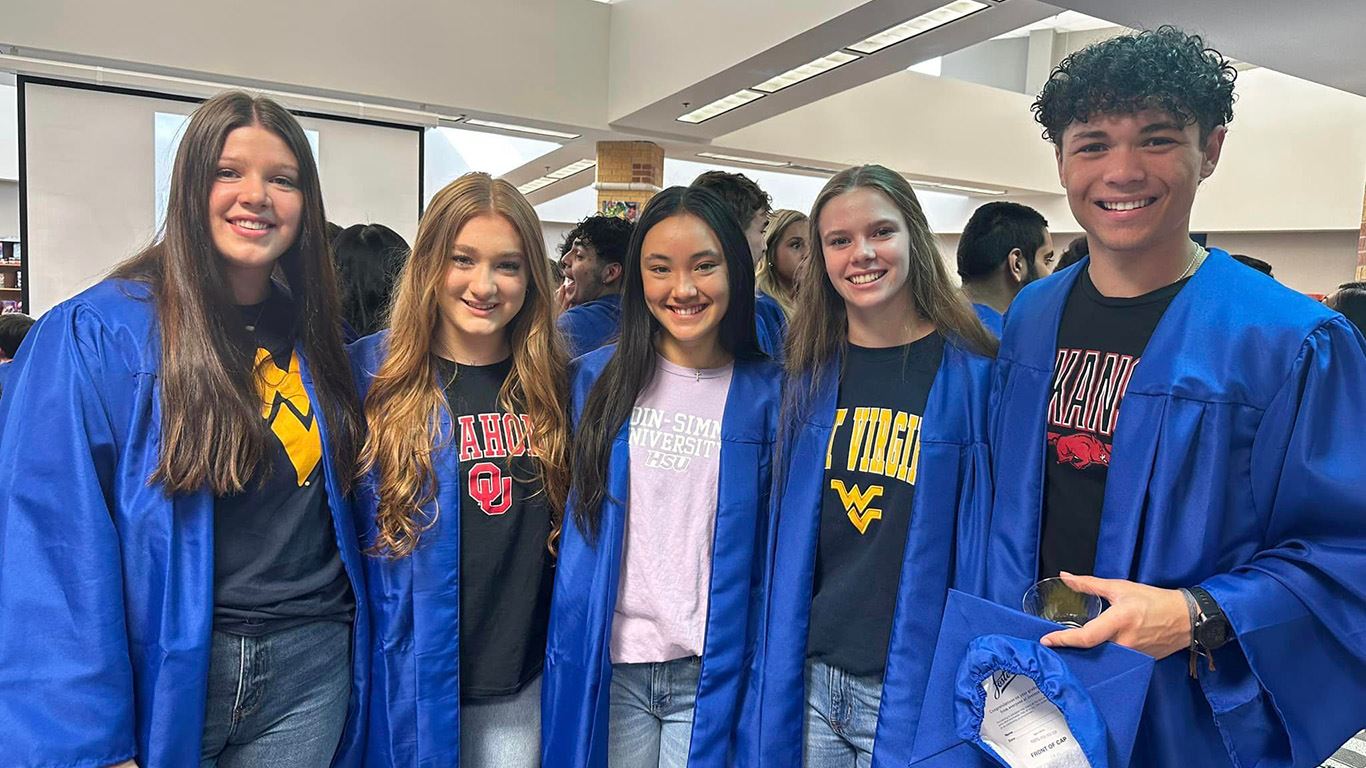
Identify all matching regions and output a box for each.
[557,214,633,358]
[983,27,1366,767]
[543,185,781,767]
[0,91,368,768]
[755,209,807,328]
[955,202,1057,338]
[351,172,570,766]
[739,165,998,768]
[691,170,787,357]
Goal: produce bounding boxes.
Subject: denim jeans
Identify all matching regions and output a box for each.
[608,656,701,768]
[200,620,352,768]
[461,674,542,767]
[804,659,884,768]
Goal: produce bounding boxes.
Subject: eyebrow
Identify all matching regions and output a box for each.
[645,249,720,261]
[1070,121,1186,142]
[218,154,300,174]
[453,246,525,259]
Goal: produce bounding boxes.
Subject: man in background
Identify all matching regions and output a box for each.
[557,215,633,358]
[956,201,1055,335]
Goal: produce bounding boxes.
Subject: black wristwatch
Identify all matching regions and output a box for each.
[1188,586,1232,652]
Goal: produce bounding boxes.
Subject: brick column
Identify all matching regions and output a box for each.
[595,141,664,222]
[1357,183,1366,282]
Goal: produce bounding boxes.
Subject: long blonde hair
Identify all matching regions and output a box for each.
[359,172,570,558]
[756,208,806,318]
[785,165,996,384]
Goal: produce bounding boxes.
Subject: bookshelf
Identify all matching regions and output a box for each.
[0,239,23,314]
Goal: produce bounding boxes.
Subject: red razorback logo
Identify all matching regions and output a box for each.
[1048,432,1112,470]
[468,461,513,515]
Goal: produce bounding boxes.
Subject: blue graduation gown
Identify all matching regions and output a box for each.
[558,294,623,359]
[984,250,1366,767]
[348,331,473,767]
[755,292,787,358]
[542,345,782,767]
[739,338,994,768]
[971,303,1003,338]
[0,279,369,768]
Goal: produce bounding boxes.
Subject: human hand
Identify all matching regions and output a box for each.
[1039,572,1191,660]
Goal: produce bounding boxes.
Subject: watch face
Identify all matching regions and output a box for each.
[1197,616,1230,649]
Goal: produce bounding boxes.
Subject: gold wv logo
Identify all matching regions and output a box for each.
[830,479,883,534]
[255,348,322,486]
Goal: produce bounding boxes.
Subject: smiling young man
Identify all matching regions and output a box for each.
[982,27,1366,767]
[556,214,633,358]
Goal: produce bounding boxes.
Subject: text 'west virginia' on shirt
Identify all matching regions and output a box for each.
[1041,266,1190,579]
[808,333,944,679]
[611,354,734,664]
[214,288,354,637]
[436,355,556,701]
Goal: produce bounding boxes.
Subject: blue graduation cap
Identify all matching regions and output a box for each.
[906,590,1155,767]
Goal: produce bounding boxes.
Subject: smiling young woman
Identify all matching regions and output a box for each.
[542,185,782,767]
[349,171,569,767]
[0,91,366,768]
[738,165,996,768]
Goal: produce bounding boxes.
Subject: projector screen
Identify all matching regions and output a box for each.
[21,79,421,315]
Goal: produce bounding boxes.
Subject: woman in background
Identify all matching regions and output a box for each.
[542,185,781,767]
[756,208,808,321]
[351,172,569,767]
[0,91,367,768]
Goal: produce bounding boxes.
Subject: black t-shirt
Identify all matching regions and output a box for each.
[807,333,944,678]
[214,290,355,636]
[1040,268,1190,578]
[436,356,555,701]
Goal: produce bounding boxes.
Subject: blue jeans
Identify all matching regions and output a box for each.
[461,674,542,767]
[200,620,352,768]
[804,659,884,768]
[608,656,700,768]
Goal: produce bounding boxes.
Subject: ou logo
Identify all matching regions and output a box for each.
[468,461,513,515]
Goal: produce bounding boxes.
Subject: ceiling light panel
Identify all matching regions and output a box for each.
[752,51,860,94]
[677,89,764,124]
[465,118,581,140]
[517,177,556,194]
[846,0,989,55]
[547,159,596,179]
[696,152,790,168]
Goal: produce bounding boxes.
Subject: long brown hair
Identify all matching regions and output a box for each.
[756,208,807,317]
[785,164,996,386]
[112,90,361,495]
[360,172,570,558]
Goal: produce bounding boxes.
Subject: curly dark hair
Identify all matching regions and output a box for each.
[1033,26,1237,146]
[574,214,635,266]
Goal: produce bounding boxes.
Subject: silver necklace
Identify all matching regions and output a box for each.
[1177,242,1207,282]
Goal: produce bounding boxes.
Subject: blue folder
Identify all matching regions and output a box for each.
[907,590,1155,767]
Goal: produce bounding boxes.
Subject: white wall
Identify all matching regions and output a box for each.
[22,82,419,314]
[2,0,612,129]
[0,84,17,181]
[0,181,17,238]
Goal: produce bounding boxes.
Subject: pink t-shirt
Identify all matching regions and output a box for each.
[610,354,733,664]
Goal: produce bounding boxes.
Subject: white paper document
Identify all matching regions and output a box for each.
[978,672,1090,768]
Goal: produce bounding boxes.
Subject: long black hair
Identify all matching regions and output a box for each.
[570,185,762,540]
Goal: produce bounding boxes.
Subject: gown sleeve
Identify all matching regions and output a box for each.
[0,301,139,766]
[1199,315,1366,767]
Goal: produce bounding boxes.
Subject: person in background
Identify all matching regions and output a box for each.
[1057,234,1089,271]
[691,170,786,356]
[556,224,582,311]
[0,312,36,399]
[0,91,367,768]
[1230,252,1275,277]
[984,27,1366,766]
[741,165,996,767]
[956,201,1055,336]
[543,185,781,767]
[351,172,569,766]
[332,222,409,342]
[1325,280,1366,335]
[756,209,808,321]
[0,312,34,363]
[557,214,633,358]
